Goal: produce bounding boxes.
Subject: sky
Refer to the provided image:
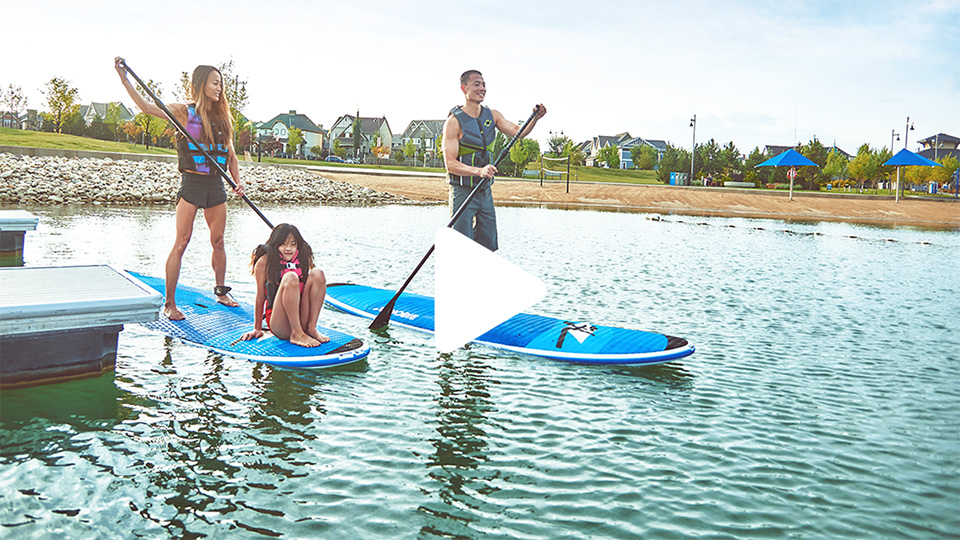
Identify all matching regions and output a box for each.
[4,0,958,155]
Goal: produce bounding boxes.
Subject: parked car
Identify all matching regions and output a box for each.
[326,155,344,163]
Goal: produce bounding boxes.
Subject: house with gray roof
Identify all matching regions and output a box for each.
[328,113,392,159]
[585,132,632,167]
[917,133,960,162]
[618,137,667,169]
[257,110,326,157]
[397,119,445,156]
[78,102,135,126]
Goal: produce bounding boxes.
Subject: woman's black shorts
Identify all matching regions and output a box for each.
[177,171,227,208]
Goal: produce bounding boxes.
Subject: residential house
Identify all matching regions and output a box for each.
[257,110,326,157]
[328,113,392,159]
[22,109,42,131]
[78,102,135,126]
[763,145,794,157]
[618,137,667,169]
[586,132,632,167]
[397,119,445,157]
[1,111,20,129]
[916,133,960,162]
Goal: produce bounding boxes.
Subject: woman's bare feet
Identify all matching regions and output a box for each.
[164,303,185,320]
[216,294,239,307]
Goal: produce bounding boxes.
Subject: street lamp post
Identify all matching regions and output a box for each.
[904,116,914,149]
[690,115,696,186]
[891,130,899,153]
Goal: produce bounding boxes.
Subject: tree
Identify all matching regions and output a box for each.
[104,102,124,141]
[42,77,80,133]
[631,144,657,170]
[847,144,880,192]
[597,144,620,169]
[403,139,416,159]
[333,138,346,158]
[796,138,829,190]
[131,78,163,148]
[656,143,691,183]
[567,145,585,167]
[2,84,28,128]
[174,71,192,102]
[823,151,849,187]
[509,138,541,177]
[352,116,362,158]
[744,146,768,186]
[310,145,325,159]
[287,127,304,156]
[546,133,573,157]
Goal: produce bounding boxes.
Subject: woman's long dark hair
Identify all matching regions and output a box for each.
[250,223,314,285]
[191,65,233,146]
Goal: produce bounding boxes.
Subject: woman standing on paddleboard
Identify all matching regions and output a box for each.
[115,58,245,320]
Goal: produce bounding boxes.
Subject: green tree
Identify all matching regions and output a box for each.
[508,138,541,176]
[597,144,620,169]
[656,143,691,183]
[567,145,585,167]
[631,145,657,170]
[823,151,849,187]
[743,146,767,186]
[404,139,416,159]
[352,116,362,158]
[847,144,880,191]
[310,145,324,159]
[333,138,346,158]
[546,133,572,157]
[104,102,124,141]
[174,71,192,102]
[287,127,304,156]
[130,78,164,148]
[41,77,80,133]
[796,138,829,190]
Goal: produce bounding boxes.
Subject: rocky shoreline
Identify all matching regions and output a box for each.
[0,153,416,206]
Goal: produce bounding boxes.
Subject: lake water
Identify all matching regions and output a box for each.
[2,202,958,539]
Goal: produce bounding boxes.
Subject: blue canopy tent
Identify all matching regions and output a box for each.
[882,148,943,202]
[755,149,819,201]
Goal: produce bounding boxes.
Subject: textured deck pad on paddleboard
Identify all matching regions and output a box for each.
[128,272,369,368]
[325,283,694,365]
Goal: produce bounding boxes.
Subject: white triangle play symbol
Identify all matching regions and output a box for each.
[434,227,546,353]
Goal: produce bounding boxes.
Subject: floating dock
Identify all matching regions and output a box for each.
[0,265,163,389]
[0,210,38,267]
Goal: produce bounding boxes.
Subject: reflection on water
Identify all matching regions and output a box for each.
[419,353,498,537]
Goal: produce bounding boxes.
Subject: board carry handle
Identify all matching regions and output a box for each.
[369,107,542,330]
[118,58,275,229]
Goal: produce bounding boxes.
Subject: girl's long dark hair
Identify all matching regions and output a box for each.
[250,223,314,285]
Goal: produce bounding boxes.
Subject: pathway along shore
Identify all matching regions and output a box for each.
[1,151,956,229]
[323,171,960,229]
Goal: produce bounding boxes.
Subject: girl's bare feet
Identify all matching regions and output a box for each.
[308,327,330,344]
[290,331,321,348]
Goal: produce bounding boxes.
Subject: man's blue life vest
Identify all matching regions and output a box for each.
[448,105,496,188]
[177,105,229,175]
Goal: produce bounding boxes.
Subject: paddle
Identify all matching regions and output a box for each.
[369,106,541,330]
[117,58,275,229]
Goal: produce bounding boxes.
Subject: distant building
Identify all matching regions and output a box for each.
[916,133,960,162]
[396,119,444,156]
[256,110,325,157]
[618,137,667,169]
[78,102,136,126]
[0,111,20,129]
[586,132,632,167]
[328,113,392,158]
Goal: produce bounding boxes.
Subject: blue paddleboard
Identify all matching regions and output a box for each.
[127,272,370,368]
[325,283,694,365]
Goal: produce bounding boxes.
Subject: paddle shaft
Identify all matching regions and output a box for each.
[118,59,275,229]
[369,107,541,330]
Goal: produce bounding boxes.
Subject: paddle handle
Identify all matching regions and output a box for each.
[118,59,275,229]
[368,107,541,330]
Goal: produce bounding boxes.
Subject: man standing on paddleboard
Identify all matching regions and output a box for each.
[442,70,546,251]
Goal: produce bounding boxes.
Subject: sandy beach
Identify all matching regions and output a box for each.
[322,171,960,229]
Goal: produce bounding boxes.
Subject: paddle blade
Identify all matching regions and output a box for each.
[434,227,545,353]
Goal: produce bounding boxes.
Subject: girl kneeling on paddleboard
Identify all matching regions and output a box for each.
[240,224,329,348]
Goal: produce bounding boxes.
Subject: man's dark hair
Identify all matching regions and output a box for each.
[460,70,482,86]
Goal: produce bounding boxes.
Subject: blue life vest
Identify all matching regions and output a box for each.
[177,105,229,175]
[448,105,496,188]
